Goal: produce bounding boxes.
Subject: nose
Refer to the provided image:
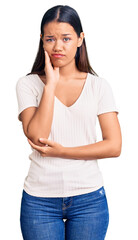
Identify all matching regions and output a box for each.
[53,40,63,52]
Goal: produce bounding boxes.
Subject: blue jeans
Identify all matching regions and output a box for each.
[20,186,109,240]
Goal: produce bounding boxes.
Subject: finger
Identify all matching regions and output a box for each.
[44,50,50,61]
[41,153,47,157]
[54,66,59,72]
[27,139,45,152]
[39,138,54,146]
[44,50,52,66]
[44,50,53,72]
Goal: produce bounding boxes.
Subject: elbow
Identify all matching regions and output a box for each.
[24,127,40,145]
[26,126,40,145]
[27,135,44,146]
[26,122,51,145]
[27,130,50,146]
[114,148,121,157]
[112,142,122,157]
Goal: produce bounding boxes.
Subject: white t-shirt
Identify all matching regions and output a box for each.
[16,72,119,197]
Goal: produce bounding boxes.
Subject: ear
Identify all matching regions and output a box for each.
[40,34,43,39]
[77,32,85,47]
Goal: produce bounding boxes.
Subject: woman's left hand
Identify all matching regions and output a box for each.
[27,138,64,158]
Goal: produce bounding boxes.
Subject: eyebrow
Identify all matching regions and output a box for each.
[45,34,72,37]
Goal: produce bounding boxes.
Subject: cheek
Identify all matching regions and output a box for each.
[65,43,78,54]
[43,42,52,51]
[68,46,78,58]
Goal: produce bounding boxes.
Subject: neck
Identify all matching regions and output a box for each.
[58,59,80,81]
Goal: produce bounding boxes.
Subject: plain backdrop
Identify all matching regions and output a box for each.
[0,0,138,239]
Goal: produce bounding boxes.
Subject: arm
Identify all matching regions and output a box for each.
[61,112,122,160]
[19,51,59,146]
[27,112,122,159]
[25,84,55,145]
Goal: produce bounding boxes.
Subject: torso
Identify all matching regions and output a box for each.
[38,72,88,107]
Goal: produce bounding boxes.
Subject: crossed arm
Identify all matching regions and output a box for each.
[28,112,122,160]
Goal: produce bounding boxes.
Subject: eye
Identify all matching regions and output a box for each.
[46,39,54,42]
[64,38,70,42]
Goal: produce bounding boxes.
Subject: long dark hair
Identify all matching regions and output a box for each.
[27,5,98,76]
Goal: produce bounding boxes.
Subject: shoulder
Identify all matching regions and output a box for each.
[16,74,43,99]
[88,73,108,85]
[88,73,112,91]
[16,74,37,87]
[16,74,43,93]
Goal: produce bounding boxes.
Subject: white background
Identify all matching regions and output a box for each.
[0,0,138,239]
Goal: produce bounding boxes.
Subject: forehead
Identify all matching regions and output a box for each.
[43,21,76,36]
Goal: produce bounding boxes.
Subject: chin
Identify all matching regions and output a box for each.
[52,62,65,68]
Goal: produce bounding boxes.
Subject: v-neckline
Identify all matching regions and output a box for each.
[35,73,89,109]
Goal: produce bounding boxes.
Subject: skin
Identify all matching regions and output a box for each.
[40,21,85,81]
[27,21,122,160]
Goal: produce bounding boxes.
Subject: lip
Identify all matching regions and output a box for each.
[52,54,65,58]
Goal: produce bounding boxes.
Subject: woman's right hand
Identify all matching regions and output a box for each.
[44,50,60,88]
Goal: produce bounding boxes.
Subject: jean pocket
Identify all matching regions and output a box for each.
[80,187,106,201]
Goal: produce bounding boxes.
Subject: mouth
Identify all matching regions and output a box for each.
[52,54,65,58]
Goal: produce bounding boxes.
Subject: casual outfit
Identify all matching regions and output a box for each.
[16,72,118,239]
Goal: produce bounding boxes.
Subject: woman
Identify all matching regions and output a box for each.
[16,5,122,240]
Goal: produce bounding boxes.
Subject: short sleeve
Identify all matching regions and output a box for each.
[97,78,119,116]
[16,77,38,121]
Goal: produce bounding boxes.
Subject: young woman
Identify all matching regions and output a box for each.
[16,5,122,240]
